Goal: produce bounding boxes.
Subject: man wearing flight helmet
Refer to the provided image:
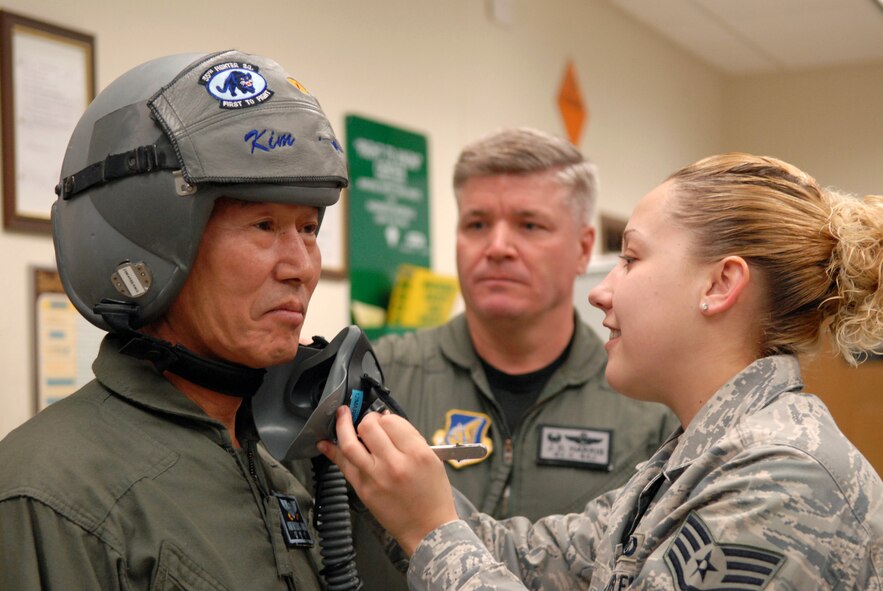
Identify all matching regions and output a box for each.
[0,50,347,590]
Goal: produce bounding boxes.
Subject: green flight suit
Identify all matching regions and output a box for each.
[0,334,324,591]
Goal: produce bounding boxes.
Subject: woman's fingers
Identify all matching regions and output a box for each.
[378,412,437,457]
[318,405,460,556]
[356,412,428,467]
[319,406,372,480]
[322,408,417,479]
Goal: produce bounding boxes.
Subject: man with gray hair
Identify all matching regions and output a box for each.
[356,127,676,588]
[356,128,677,588]
[374,128,676,519]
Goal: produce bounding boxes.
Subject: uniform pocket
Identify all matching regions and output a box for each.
[150,540,230,591]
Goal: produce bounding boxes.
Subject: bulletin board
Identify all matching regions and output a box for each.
[33,267,103,411]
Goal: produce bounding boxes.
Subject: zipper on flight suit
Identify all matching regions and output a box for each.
[246,445,270,498]
[222,442,270,508]
[499,395,553,517]
[230,441,298,591]
[500,437,514,515]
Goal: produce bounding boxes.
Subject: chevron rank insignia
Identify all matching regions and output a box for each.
[665,512,785,591]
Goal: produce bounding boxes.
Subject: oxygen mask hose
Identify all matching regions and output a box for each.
[312,455,362,591]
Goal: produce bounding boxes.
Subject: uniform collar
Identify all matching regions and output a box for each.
[92,333,246,441]
[437,311,606,385]
[664,355,804,475]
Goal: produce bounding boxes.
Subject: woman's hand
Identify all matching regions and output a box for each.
[318,406,459,555]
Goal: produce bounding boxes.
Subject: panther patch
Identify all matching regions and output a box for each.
[432,409,494,469]
[199,61,273,109]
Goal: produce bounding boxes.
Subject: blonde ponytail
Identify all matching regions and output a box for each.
[822,193,883,364]
[667,153,883,364]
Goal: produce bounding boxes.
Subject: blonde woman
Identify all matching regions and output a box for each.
[322,153,883,591]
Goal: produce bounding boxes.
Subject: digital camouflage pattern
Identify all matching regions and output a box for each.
[407,355,883,591]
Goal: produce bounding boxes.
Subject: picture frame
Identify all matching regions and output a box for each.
[1,11,95,233]
[599,212,628,254]
[317,187,348,279]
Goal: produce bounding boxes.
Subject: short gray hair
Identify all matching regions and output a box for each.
[453,127,598,224]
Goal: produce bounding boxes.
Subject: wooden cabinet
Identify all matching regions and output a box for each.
[801,346,883,477]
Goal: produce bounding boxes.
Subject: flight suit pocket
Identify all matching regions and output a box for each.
[150,540,230,591]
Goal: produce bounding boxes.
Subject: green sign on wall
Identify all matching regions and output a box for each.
[346,114,429,337]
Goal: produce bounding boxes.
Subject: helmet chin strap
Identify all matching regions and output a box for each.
[94,299,266,398]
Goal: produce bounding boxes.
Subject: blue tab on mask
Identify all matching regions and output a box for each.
[348,389,364,422]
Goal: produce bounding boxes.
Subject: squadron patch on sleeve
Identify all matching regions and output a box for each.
[431,409,494,469]
[665,512,785,591]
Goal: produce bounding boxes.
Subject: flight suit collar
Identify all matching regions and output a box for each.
[437,311,606,388]
[92,333,240,443]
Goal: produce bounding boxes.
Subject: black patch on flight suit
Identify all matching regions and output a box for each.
[275,494,314,548]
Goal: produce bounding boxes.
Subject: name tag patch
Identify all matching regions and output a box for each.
[275,494,314,548]
[537,425,613,471]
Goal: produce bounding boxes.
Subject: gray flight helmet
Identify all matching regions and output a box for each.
[53,49,348,332]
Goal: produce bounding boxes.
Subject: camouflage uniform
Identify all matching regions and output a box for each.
[406,355,883,591]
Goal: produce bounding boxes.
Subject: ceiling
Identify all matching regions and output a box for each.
[609,0,883,75]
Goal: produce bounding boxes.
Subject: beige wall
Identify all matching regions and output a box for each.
[0,0,878,439]
[724,62,883,475]
[724,62,883,197]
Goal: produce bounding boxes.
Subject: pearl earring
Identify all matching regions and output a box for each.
[701,302,709,311]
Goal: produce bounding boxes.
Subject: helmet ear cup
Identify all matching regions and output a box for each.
[52,173,217,331]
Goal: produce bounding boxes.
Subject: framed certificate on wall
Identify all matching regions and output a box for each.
[1,11,94,233]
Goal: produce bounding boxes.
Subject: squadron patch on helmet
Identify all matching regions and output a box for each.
[665,512,785,591]
[432,410,493,469]
[199,61,273,109]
